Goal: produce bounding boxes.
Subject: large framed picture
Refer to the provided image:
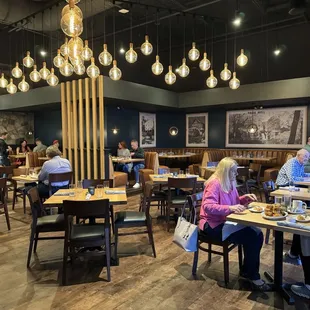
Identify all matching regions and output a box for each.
[186,113,208,147]
[226,106,307,148]
[139,112,156,147]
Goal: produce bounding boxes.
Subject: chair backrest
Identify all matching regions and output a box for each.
[249,163,262,183]
[0,166,14,178]
[167,177,197,201]
[237,167,250,180]
[109,156,115,179]
[82,179,113,189]
[26,187,45,219]
[48,171,73,196]
[13,167,29,176]
[187,192,204,224]
[26,152,40,168]
[0,178,7,203]
[269,169,278,181]
[262,180,276,203]
[144,152,159,173]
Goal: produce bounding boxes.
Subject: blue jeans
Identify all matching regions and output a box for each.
[123,163,145,183]
[204,223,263,280]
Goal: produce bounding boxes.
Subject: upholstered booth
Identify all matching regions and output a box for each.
[109,156,128,187]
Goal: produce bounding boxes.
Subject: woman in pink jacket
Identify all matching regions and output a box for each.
[200,157,271,291]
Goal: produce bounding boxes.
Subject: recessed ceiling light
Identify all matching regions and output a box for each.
[119,48,125,54]
[232,17,242,26]
[274,49,281,56]
[40,50,47,57]
[119,8,129,14]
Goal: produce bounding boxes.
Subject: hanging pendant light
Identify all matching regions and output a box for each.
[237,48,248,67]
[109,60,122,81]
[0,73,8,88]
[12,62,22,78]
[60,56,74,76]
[39,61,50,80]
[141,35,153,56]
[68,37,83,59]
[60,0,83,38]
[18,76,30,92]
[81,40,93,61]
[23,51,34,68]
[188,42,200,61]
[60,38,69,56]
[74,63,86,75]
[165,65,176,85]
[69,56,83,66]
[206,69,218,88]
[178,58,190,78]
[199,53,211,71]
[66,0,80,3]
[125,43,138,63]
[151,55,163,75]
[220,63,231,81]
[6,78,17,94]
[248,110,258,133]
[86,57,100,79]
[229,72,240,90]
[62,4,83,19]
[54,49,65,68]
[99,44,112,66]
[47,68,59,86]
[30,65,41,82]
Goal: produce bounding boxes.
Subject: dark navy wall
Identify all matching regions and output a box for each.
[208,109,226,149]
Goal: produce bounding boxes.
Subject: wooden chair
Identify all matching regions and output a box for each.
[0,178,10,230]
[236,167,250,195]
[48,172,73,197]
[0,166,15,207]
[166,177,197,231]
[26,187,65,267]
[62,199,111,285]
[187,192,243,287]
[114,182,156,264]
[12,168,29,214]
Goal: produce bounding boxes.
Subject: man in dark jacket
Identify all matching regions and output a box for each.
[0,132,12,166]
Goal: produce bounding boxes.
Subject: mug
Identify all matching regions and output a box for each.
[291,200,307,213]
[88,186,95,195]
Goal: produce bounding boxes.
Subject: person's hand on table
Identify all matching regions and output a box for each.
[243,193,257,201]
[229,204,246,213]
[7,146,12,152]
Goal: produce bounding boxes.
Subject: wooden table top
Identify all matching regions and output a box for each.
[271,188,310,200]
[227,202,310,237]
[232,156,277,162]
[158,154,195,159]
[149,174,206,184]
[43,188,127,205]
[9,154,26,159]
[112,157,145,164]
[294,178,310,186]
[12,175,39,182]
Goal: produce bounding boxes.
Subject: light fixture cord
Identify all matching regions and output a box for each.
[22,24,25,74]
[211,21,214,68]
[91,0,94,51]
[113,7,116,59]
[33,17,36,63]
[145,7,148,35]
[169,16,172,65]
[85,0,88,40]
[192,14,196,42]
[234,28,236,72]
[103,0,106,43]
[225,23,228,63]
[130,8,133,42]
[50,8,52,67]
[204,18,207,53]
[42,12,45,61]
[183,14,186,58]
[156,10,159,55]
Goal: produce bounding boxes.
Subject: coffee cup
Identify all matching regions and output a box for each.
[291,200,307,213]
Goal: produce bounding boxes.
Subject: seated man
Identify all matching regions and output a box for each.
[47,140,62,156]
[123,139,145,189]
[33,138,47,152]
[276,149,310,186]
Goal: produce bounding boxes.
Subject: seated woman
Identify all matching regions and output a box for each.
[16,139,31,154]
[200,157,271,291]
[116,141,132,172]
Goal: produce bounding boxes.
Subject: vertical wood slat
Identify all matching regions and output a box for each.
[72,80,78,183]
[85,78,91,179]
[60,83,67,159]
[98,75,105,178]
[92,78,98,179]
[66,82,72,164]
[78,79,85,180]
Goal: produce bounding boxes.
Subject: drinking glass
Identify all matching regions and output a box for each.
[96,185,104,198]
[76,180,83,194]
[282,195,292,212]
[185,168,190,175]
[179,170,184,176]
[103,180,110,188]
[69,184,75,197]
[289,180,295,192]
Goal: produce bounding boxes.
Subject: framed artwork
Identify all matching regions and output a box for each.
[139,112,156,147]
[186,113,208,147]
[226,106,307,148]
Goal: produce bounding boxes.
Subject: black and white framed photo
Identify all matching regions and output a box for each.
[226,106,307,148]
[139,112,156,147]
[186,113,208,147]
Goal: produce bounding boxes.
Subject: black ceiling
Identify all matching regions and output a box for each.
[0,0,310,96]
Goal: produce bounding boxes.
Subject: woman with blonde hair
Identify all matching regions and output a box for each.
[200,157,271,291]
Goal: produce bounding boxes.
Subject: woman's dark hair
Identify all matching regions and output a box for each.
[19,139,28,147]
[119,141,127,149]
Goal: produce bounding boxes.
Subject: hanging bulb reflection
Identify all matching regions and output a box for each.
[23,51,34,68]
[220,63,231,81]
[18,76,30,92]
[141,35,153,56]
[178,58,190,78]
[68,37,83,59]
[0,73,8,88]
[60,56,74,77]
[86,57,100,79]
[39,62,50,80]
[165,65,176,85]
[99,44,112,66]
[6,78,17,94]
[30,65,41,82]
[237,48,248,67]
[74,63,86,75]
[12,62,22,78]
[54,49,65,68]
[151,55,164,75]
[229,72,240,90]
[206,69,218,88]
[125,43,138,63]
[47,68,59,86]
[188,42,200,61]
[109,60,122,81]
[81,40,93,61]
[60,3,83,38]
[60,38,69,56]
[199,52,211,71]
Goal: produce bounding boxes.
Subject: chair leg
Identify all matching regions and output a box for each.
[114,226,119,264]
[105,228,111,282]
[12,188,16,210]
[265,229,271,244]
[27,228,36,267]
[238,245,243,272]
[146,219,156,258]
[192,247,199,276]
[33,232,39,253]
[3,204,10,230]
[208,243,212,263]
[62,239,69,286]
[110,205,115,235]
[223,244,229,287]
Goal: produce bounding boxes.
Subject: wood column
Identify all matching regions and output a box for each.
[98,75,105,178]
[60,83,67,159]
[78,79,85,180]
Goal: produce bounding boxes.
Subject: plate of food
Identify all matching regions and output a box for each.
[288,209,306,215]
[262,204,288,220]
[295,214,310,223]
[249,205,264,213]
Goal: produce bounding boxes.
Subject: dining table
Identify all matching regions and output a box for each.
[9,154,27,160]
[149,174,206,185]
[228,201,310,305]
[112,157,145,164]
[271,187,310,201]
[12,175,39,182]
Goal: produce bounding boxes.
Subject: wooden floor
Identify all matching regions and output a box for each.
[0,194,309,310]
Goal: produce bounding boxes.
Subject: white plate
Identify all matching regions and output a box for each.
[249,206,264,213]
[262,212,288,221]
[295,216,310,223]
[288,210,306,215]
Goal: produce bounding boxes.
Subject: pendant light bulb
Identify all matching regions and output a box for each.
[60,38,69,56]
[81,40,93,61]
[0,73,8,88]
[62,4,83,19]
[6,78,17,94]
[18,76,30,92]
[206,69,218,88]
[237,48,248,67]
[165,65,177,85]
[12,62,22,79]
[86,57,100,79]
[47,68,59,86]
[39,62,50,80]
[23,51,34,68]
[199,52,211,71]
[60,1,83,38]
[69,56,83,66]
[229,72,240,90]
[99,44,113,66]
[125,43,138,63]
[54,49,65,68]
[30,65,41,82]
[188,42,200,61]
[178,58,190,78]
[66,0,80,3]
[109,60,122,81]
[74,63,86,75]
[151,55,164,75]
[60,56,74,77]
[220,63,231,81]
[68,37,83,59]
[141,35,153,56]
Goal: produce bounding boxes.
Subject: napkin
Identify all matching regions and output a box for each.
[153,175,165,178]
[105,190,126,194]
[54,192,74,196]
[278,187,300,191]
[277,221,310,231]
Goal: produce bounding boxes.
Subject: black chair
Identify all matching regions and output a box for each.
[62,199,111,285]
[236,167,249,195]
[48,172,73,197]
[26,187,65,267]
[114,182,156,264]
[188,192,243,287]
[0,178,10,230]
[247,163,262,200]
[12,167,30,213]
